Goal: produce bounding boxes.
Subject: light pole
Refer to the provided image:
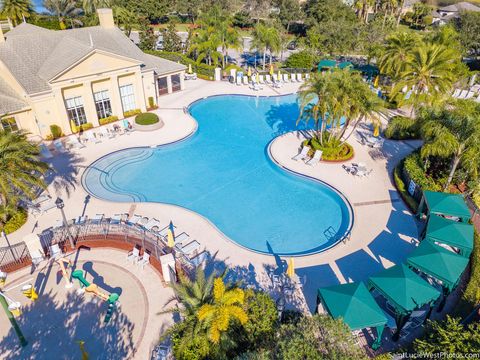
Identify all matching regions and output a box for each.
[1,230,17,262]
[0,272,27,347]
[55,197,75,250]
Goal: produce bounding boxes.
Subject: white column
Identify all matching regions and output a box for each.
[180,71,185,90]
[82,81,99,126]
[52,88,72,134]
[110,75,124,118]
[134,71,147,112]
[167,75,173,94]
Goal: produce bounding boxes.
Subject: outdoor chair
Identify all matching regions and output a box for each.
[292,146,311,161]
[258,75,265,84]
[49,244,62,258]
[144,218,162,232]
[265,75,272,84]
[236,76,242,85]
[305,73,311,80]
[99,126,115,139]
[306,150,322,166]
[189,251,208,267]
[175,232,190,245]
[127,246,140,263]
[84,130,101,144]
[283,74,290,83]
[178,240,201,258]
[290,73,296,82]
[296,73,303,82]
[137,251,150,269]
[452,89,461,98]
[243,76,249,85]
[66,135,85,149]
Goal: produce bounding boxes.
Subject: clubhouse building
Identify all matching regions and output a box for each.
[0,8,186,138]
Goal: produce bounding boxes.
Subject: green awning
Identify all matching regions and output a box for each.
[368,264,441,315]
[407,241,469,290]
[338,61,353,70]
[424,214,474,257]
[423,191,471,222]
[318,282,387,330]
[318,59,337,70]
[355,64,379,76]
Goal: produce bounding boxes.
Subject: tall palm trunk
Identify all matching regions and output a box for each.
[263,47,267,71]
[444,149,463,191]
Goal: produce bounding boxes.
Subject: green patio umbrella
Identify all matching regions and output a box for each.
[407,241,469,291]
[418,191,471,223]
[424,214,474,257]
[338,61,353,70]
[317,59,337,71]
[318,282,387,349]
[368,264,440,340]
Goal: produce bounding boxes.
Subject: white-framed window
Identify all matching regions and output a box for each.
[0,117,19,132]
[119,84,136,112]
[65,96,87,126]
[94,90,112,119]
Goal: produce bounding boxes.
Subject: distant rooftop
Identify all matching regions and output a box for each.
[439,1,480,12]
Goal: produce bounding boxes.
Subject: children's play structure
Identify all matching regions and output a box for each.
[56,257,73,288]
[71,269,120,323]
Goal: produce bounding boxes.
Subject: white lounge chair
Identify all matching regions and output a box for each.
[137,252,150,269]
[250,82,262,91]
[243,76,249,85]
[177,240,201,257]
[283,74,290,83]
[297,73,303,82]
[189,251,208,267]
[452,89,461,98]
[127,214,143,226]
[127,246,140,263]
[49,244,62,258]
[458,90,468,99]
[465,91,475,99]
[38,200,56,214]
[53,139,66,152]
[175,232,190,245]
[290,73,296,82]
[306,150,322,166]
[99,126,115,139]
[272,74,279,83]
[66,135,85,149]
[258,75,265,84]
[305,73,311,80]
[292,146,311,161]
[236,76,242,85]
[40,144,53,159]
[265,75,272,84]
[84,130,101,144]
[144,218,161,232]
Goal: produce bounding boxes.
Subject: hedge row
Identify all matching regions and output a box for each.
[403,152,442,192]
[146,50,216,79]
[99,115,119,126]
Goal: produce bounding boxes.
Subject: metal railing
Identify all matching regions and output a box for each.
[0,242,31,272]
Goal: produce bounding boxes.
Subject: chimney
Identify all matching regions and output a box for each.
[97,8,115,29]
[0,26,4,44]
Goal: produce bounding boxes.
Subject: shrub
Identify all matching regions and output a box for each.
[135,112,159,125]
[394,163,419,213]
[284,51,317,70]
[123,109,142,118]
[304,138,354,161]
[403,152,442,192]
[454,231,480,318]
[79,122,93,131]
[147,96,158,110]
[99,116,119,126]
[49,124,63,139]
[1,208,27,234]
[384,116,420,140]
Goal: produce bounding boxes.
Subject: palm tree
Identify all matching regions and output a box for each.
[251,23,281,70]
[378,32,418,82]
[43,0,83,29]
[197,277,248,344]
[390,43,458,110]
[189,26,222,66]
[0,130,48,208]
[1,0,32,26]
[219,22,240,69]
[298,70,384,147]
[419,100,480,190]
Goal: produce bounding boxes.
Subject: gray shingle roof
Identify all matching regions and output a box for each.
[439,2,480,12]
[0,23,186,95]
[0,77,28,115]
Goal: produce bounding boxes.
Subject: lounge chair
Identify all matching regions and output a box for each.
[53,139,66,152]
[297,73,303,82]
[126,245,140,263]
[242,76,249,85]
[38,200,56,214]
[189,251,209,267]
[49,244,62,258]
[306,150,322,166]
[258,75,265,84]
[236,76,242,85]
[250,82,262,91]
[99,126,115,139]
[40,144,53,159]
[265,75,272,84]
[137,252,150,269]
[452,89,461,98]
[292,146,311,161]
[84,130,101,144]
[110,214,124,224]
[305,73,311,81]
[122,120,134,133]
[127,214,143,226]
[290,73,296,82]
[66,135,85,149]
[465,91,475,99]
[458,90,468,99]
[177,240,201,257]
[475,93,480,103]
[272,74,279,83]
[283,74,290,83]
[144,218,161,232]
[175,232,190,245]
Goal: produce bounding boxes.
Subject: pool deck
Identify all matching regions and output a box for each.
[5,79,423,352]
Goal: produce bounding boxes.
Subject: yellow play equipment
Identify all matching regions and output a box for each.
[21,284,38,301]
[56,257,73,289]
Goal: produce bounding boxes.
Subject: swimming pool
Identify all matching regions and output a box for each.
[82,94,353,256]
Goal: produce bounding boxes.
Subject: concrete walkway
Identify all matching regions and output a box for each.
[7,79,422,316]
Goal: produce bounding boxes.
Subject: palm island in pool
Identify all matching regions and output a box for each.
[82,94,353,256]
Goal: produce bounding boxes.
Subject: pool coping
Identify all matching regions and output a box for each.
[81,92,355,258]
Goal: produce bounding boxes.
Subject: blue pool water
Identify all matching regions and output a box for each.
[82,94,353,256]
